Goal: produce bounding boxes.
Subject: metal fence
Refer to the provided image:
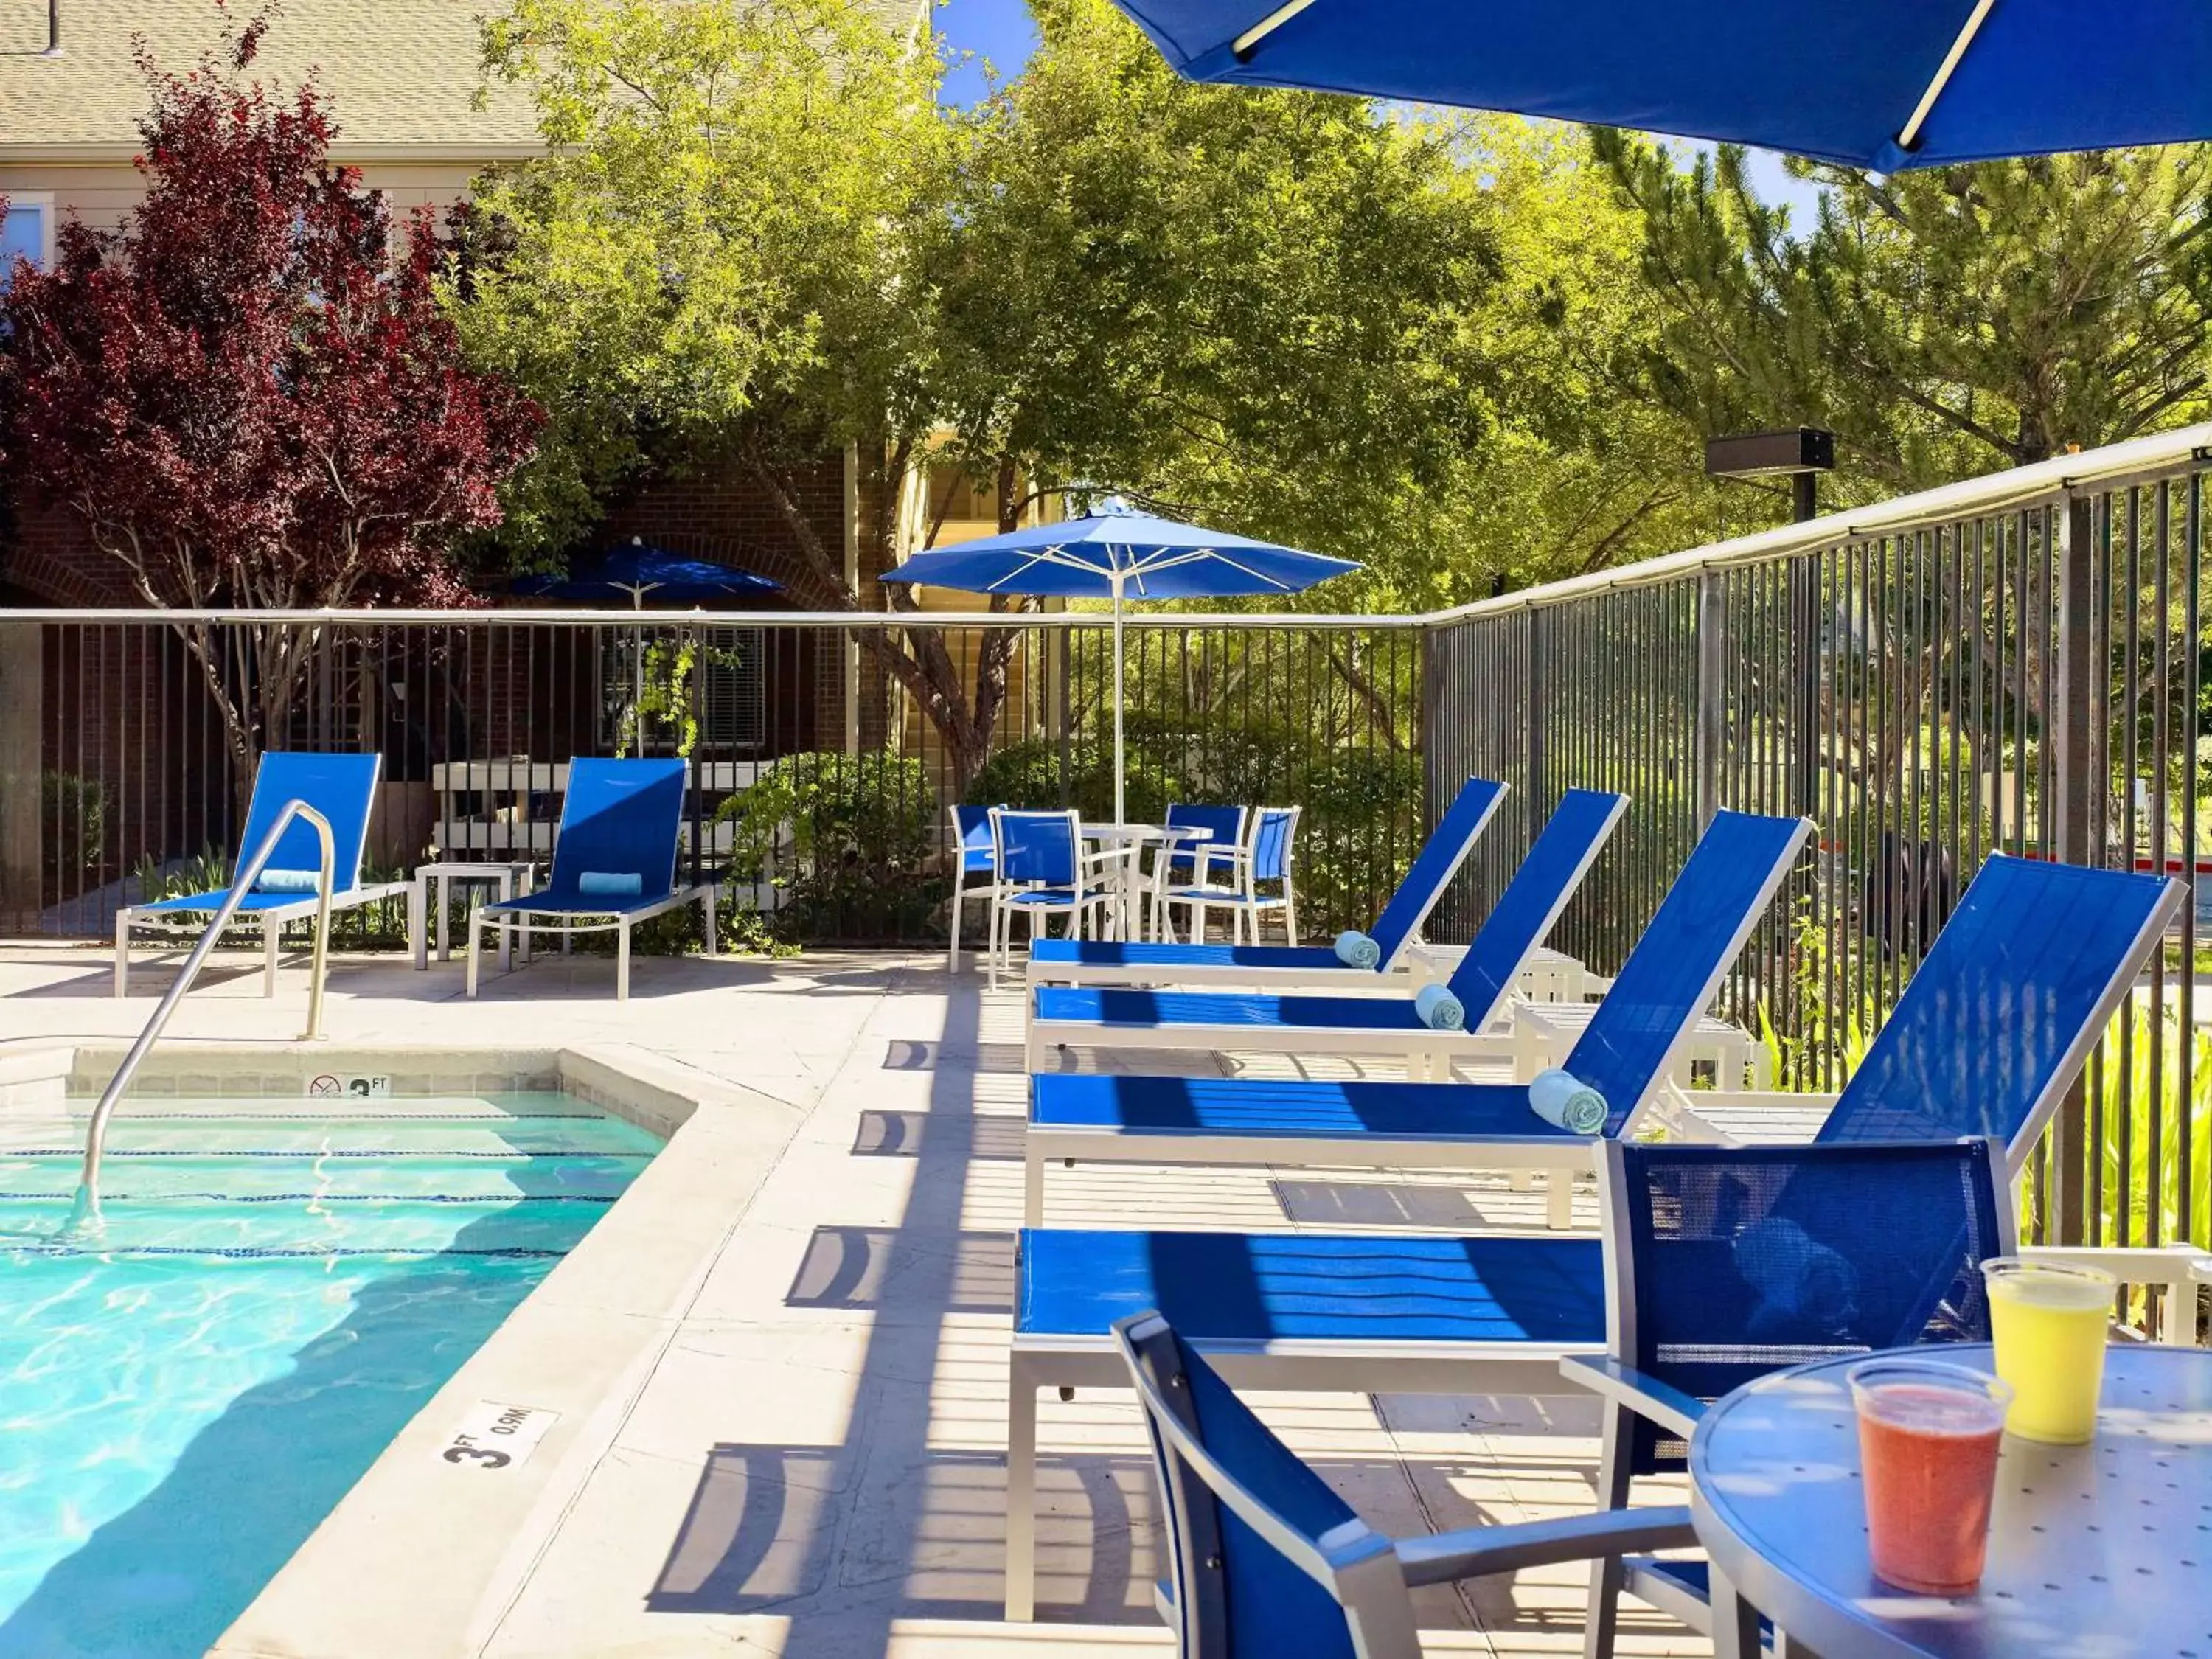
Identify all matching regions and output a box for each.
[3,422,2209,1253]
[1427,424,2212,1255]
[0,608,1422,947]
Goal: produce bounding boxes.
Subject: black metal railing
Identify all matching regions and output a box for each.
[1427,425,2212,1257]
[0,608,1422,947]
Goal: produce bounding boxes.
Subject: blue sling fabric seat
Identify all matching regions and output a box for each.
[467,757,718,1003]
[1023,810,1811,1228]
[1025,774,1512,990]
[1114,1310,1693,1659]
[1811,854,2180,1162]
[114,751,411,999]
[1023,1229,1608,1349]
[1023,788,1640,1074]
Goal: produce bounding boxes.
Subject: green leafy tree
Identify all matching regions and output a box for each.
[1424,118,1729,598]
[1595,136,2212,494]
[452,0,1031,784]
[919,0,1500,607]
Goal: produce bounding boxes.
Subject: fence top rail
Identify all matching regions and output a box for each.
[1421,420,2212,626]
[1,423,2205,635]
[0,604,1428,631]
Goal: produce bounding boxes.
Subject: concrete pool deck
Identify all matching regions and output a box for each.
[0,943,1700,1659]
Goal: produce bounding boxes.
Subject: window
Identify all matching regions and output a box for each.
[1,196,52,287]
[598,627,766,755]
[927,465,998,525]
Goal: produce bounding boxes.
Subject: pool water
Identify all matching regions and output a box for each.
[0,1094,658,1659]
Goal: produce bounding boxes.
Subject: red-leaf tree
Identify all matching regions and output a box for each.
[0,10,541,796]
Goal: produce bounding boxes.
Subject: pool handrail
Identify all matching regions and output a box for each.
[71,797,336,1231]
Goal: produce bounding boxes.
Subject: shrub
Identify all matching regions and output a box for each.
[962,733,1189,824]
[41,771,110,879]
[718,751,940,939]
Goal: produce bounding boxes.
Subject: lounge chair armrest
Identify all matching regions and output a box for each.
[1559,1355,1707,1441]
[1395,1506,1694,1587]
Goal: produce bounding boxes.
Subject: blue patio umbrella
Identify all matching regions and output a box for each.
[516,538,782,723]
[881,512,1359,820]
[1107,0,2212,172]
[513,538,784,609]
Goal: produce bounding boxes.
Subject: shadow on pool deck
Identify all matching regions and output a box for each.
[0,1133,616,1659]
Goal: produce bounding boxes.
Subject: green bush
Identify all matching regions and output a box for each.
[962,732,1190,825]
[41,771,110,879]
[1294,745,1425,934]
[718,751,941,939]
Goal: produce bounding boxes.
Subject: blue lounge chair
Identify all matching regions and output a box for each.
[1026,849,2178,1232]
[1023,789,1646,1076]
[1669,852,2184,1172]
[1004,859,2188,1619]
[113,751,408,998]
[1026,775,1512,992]
[1568,1137,2011,1656]
[1114,1309,1695,1658]
[465,757,717,1002]
[1023,807,1798,1228]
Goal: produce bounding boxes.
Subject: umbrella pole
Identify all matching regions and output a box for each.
[1112,580,1127,823]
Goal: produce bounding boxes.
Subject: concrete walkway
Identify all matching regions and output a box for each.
[0,942,1701,1658]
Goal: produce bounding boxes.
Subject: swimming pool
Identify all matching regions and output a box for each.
[0,1093,659,1659]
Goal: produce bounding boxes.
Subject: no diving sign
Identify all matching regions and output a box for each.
[439,1400,560,1472]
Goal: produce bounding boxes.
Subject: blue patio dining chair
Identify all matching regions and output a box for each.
[1164,804,1301,946]
[988,808,1116,987]
[1568,1136,2010,1658]
[947,803,1005,974]
[1116,1310,1695,1659]
[1157,804,1249,940]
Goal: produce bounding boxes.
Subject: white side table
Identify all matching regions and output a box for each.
[1512,998,1773,1091]
[411,860,539,971]
[1405,941,1590,1002]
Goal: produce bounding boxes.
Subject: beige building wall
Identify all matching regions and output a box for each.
[2,158,499,234]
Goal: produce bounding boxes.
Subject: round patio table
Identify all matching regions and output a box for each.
[1079,822,1214,939]
[1690,1343,2212,1659]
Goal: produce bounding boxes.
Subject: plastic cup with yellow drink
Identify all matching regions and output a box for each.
[1980,1257,2115,1444]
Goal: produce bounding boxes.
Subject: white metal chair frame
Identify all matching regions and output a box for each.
[947,804,1005,973]
[986,808,1118,987]
[1161,804,1302,946]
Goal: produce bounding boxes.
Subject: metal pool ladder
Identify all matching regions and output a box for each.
[69,799,338,1233]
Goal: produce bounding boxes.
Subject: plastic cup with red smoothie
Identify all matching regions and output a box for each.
[1848,1360,2013,1596]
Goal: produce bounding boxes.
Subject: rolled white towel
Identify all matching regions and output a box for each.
[1528,1068,1607,1134]
[254,868,321,894]
[1413,983,1465,1030]
[1333,929,1381,970]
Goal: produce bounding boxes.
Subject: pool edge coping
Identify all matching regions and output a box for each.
[3,1040,807,1659]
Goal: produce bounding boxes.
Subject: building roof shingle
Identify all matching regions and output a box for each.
[0,0,925,159]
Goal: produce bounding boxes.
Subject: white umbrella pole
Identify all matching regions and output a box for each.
[1112,577,1127,823]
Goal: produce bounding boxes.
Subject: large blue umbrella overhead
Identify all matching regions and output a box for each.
[882,512,1360,819]
[1107,0,2212,172]
[514,538,784,608]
